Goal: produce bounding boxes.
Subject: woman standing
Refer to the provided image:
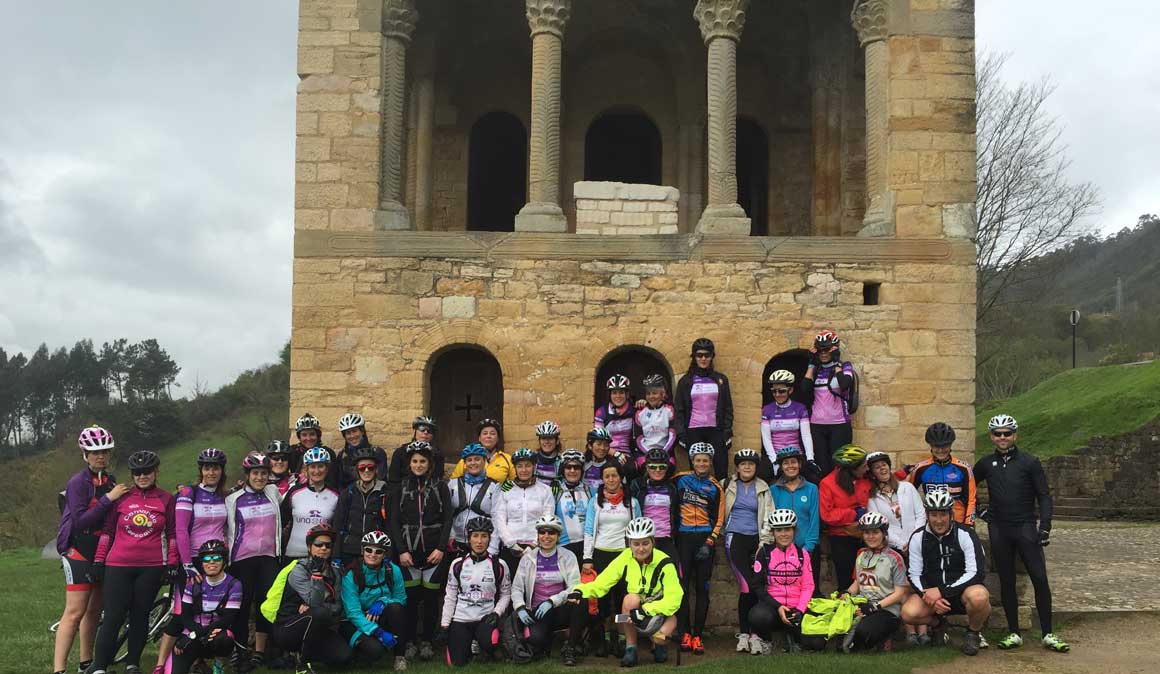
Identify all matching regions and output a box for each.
[802,331,855,479]
[628,448,679,560]
[594,374,636,460]
[336,413,389,487]
[582,462,641,657]
[819,445,872,590]
[334,445,390,562]
[768,446,821,590]
[340,531,409,670]
[266,441,299,497]
[446,443,501,557]
[449,419,513,483]
[493,448,556,572]
[673,338,734,479]
[866,452,924,553]
[674,443,726,654]
[282,448,340,561]
[388,416,443,484]
[722,449,773,654]
[582,428,627,493]
[86,450,179,674]
[532,421,564,486]
[554,449,592,560]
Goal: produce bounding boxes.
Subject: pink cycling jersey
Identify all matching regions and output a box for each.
[809,362,854,425]
[94,486,178,567]
[594,402,635,456]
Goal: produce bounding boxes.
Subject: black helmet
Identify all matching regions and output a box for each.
[691,338,715,356]
[925,422,956,447]
[127,450,160,471]
[197,539,228,558]
[465,516,494,535]
[644,448,669,465]
[306,523,337,546]
[266,440,291,457]
[412,416,437,432]
[350,445,380,463]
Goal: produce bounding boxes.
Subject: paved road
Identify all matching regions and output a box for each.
[1046,521,1160,612]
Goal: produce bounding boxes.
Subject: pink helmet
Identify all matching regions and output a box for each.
[78,425,115,452]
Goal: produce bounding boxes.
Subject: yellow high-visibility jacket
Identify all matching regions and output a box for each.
[576,547,683,617]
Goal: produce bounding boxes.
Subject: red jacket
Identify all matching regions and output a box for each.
[819,472,870,537]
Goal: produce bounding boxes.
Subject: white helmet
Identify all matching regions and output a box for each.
[988,414,1018,432]
[605,374,630,390]
[535,420,560,438]
[361,530,392,548]
[923,491,955,512]
[688,442,715,457]
[533,515,563,533]
[338,413,365,432]
[858,512,889,532]
[767,369,795,385]
[765,509,798,530]
[625,517,656,540]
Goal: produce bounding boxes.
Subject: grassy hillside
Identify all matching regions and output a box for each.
[976,359,1160,458]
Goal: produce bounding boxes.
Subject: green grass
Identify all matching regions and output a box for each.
[4,546,958,674]
[976,359,1160,458]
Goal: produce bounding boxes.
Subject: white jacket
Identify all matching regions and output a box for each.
[493,481,555,550]
[868,480,926,551]
[511,546,582,611]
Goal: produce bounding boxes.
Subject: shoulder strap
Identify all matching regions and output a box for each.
[646,557,675,597]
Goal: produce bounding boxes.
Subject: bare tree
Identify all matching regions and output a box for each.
[975,52,1100,357]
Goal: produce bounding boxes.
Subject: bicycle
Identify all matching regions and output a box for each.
[48,589,173,664]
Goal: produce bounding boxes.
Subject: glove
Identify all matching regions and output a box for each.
[374,628,397,648]
[88,562,105,584]
[367,600,385,618]
[184,563,200,579]
[331,558,343,571]
[1039,530,1050,547]
[517,607,535,626]
[805,459,821,477]
[535,601,553,620]
[175,633,194,651]
[630,608,651,623]
[307,556,326,573]
[567,589,583,602]
[481,612,499,629]
[862,600,881,614]
[432,627,448,647]
[166,564,184,584]
[854,507,867,519]
[694,544,712,561]
[725,437,733,450]
[807,350,819,369]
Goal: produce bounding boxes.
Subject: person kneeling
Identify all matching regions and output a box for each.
[512,516,584,665]
[840,513,909,653]
[438,516,512,667]
[340,531,408,669]
[570,517,683,668]
[902,492,991,656]
[168,540,241,674]
[747,509,817,654]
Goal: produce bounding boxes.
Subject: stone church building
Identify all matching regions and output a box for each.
[290,0,978,470]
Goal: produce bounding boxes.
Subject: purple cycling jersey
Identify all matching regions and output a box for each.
[688,375,719,428]
[230,489,279,562]
[175,484,227,566]
[181,573,243,631]
[810,361,854,425]
[639,483,674,538]
[762,400,810,447]
[530,551,566,606]
[57,468,116,558]
[594,403,634,456]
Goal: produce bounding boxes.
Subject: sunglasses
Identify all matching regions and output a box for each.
[357,465,377,473]
[694,352,713,358]
[416,426,433,434]
[269,455,288,461]
[991,431,1014,437]
[536,529,558,535]
[200,554,224,563]
[311,540,333,549]
[771,388,790,394]
[646,464,668,471]
[131,468,155,477]
[563,464,582,470]
[363,547,387,555]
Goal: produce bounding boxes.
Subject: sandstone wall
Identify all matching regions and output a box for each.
[574,182,680,236]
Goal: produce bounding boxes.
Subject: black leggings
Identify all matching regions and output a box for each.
[592,549,624,620]
[447,620,497,666]
[230,555,279,649]
[849,610,900,650]
[829,535,862,590]
[170,633,234,674]
[685,427,728,480]
[528,603,584,652]
[724,532,759,632]
[990,522,1053,633]
[403,585,442,644]
[91,565,165,670]
[676,532,714,636]
[808,423,852,480]
[271,609,353,667]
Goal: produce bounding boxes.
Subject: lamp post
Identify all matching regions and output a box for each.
[1069,309,1081,369]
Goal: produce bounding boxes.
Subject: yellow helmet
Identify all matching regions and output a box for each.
[832,444,867,467]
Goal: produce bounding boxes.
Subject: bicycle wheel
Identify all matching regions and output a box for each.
[113,594,172,664]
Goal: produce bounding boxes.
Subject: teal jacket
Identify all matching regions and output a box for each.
[340,561,407,639]
[770,477,820,552]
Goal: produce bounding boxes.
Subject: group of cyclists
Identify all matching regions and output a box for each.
[52,333,1069,674]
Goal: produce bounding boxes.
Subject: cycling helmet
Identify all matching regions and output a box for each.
[688,442,715,458]
[691,338,715,355]
[625,517,656,540]
[412,416,437,432]
[533,515,564,533]
[305,523,337,546]
[765,509,798,529]
[405,441,432,459]
[465,516,494,535]
[858,512,889,532]
[266,440,291,457]
[197,447,227,466]
[535,420,560,438]
[923,491,955,512]
[767,369,796,385]
[587,427,612,443]
[302,447,330,464]
[197,539,228,558]
[988,414,1018,432]
[813,330,840,349]
[832,444,867,467]
[78,425,115,452]
[644,448,669,465]
[477,418,501,435]
[241,451,271,471]
[361,530,391,548]
[925,422,957,447]
[350,445,380,463]
[642,374,667,390]
[127,450,160,471]
[561,449,585,466]
[295,413,321,435]
[865,451,891,468]
[733,448,761,466]
[461,442,488,459]
[605,374,630,391]
[338,413,364,432]
[775,445,805,464]
[633,611,666,637]
[511,447,536,464]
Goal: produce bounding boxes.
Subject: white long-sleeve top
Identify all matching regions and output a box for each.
[493,481,555,550]
[868,480,926,551]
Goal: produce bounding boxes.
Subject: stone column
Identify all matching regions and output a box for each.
[810,4,844,237]
[413,36,436,230]
[516,0,571,233]
[375,0,419,230]
[852,0,893,237]
[693,0,751,235]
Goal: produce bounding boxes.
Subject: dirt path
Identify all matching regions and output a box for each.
[915,613,1159,674]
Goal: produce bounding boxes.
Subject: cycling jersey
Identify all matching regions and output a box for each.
[972,446,1053,530]
[673,370,734,444]
[770,477,820,551]
[908,456,977,525]
[57,467,116,558]
[179,573,243,632]
[533,451,561,486]
[271,472,299,497]
[494,480,555,549]
[634,404,676,459]
[583,490,640,561]
[629,479,678,539]
[94,486,178,567]
[906,522,985,598]
[175,484,227,567]
[447,475,500,551]
[581,454,626,494]
[751,543,813,613]
[808,361,854,425]
[441,553,512,625]
[281,483,340,559]
[687,375,720,428]
[225,484,283,562]
[760,400,815,461]
[673,471,725,542]
[554,480,592,546]
[853,547,907,616]
[594,402,635,456]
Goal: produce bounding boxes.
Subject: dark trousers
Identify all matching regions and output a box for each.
[230,555,279,648]
[748,599,825,650]
[170,633,234,674]
[990,522,1053,633]
[528,603,584,653]
[685,427,728,480]
[271,609,353,667]
[808,423,852,480]
[447,620,497,666]
[850,611,900,650]
[345,603,409,661]
[676,532,714,636]
[91,565,165,669]
[725,532,759,632]
[403,585,442,644]
[829,535,862,590]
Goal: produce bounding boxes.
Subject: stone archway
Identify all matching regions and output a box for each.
[594,346,673,409]
[584,110,663,185]
[467,111,527,231]
[738,117,770,236]
[762,349,813,407]
[427,345,504,450]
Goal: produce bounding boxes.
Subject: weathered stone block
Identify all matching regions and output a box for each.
[441,296,476,319]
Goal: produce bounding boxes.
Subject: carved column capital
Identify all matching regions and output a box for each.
[525,0,571,39]
[382,0,419,43]
[851,0,889,47]
[693,0,750,44]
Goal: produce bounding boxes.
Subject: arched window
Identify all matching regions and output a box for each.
[584,110,662,185]
[427,345,504,449]
[761,349,813,407]
[738,117,770,236]
[467,111,527,231]
[594,346,673,410]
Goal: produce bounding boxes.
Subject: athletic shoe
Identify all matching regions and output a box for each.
[562,646,578,667]
[1042,633,1070,652]
[916,633,932,647]
[418,641,434,661]
[151,666,164,674]
[394,656,408,671]
[997,632,1024,650]
[749,634,765,655]
[653,645,668,663]
[77,661,92,674]
[736,633,751,652]
[249,651,265,671]
[679,633,693,652]
[619,646,637,668]
[905,633,920,647]
[962,630,982,656]
[979,634,990,649]
[404,642,418,660]
[691,635,705,654]
[124,666,142,674]
[784,633,801,654]
[841,628,858,653]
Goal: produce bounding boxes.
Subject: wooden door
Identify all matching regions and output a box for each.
[429,348,504,451]
[594,348,673,408]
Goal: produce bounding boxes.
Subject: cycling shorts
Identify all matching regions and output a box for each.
[62,548,96,592]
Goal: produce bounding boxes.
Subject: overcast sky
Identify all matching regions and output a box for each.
[1,1,1156,392]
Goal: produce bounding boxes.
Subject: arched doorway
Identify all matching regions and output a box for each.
[594,346,673,409]
[467,112,526,231]
[428,346,504,450]
[738,118,770,236]
[762,349,813,407]
[584,110,662,185]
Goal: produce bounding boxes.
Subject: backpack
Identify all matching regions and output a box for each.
[350,562,395,594]
[499,609,535,663]
[451,553,504,588]
[841,364,861,414]
[453,478,494,518]
[187,576,238,622]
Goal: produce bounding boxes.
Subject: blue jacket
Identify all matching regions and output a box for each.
[770,477,820,552]
[340,561,407,639]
